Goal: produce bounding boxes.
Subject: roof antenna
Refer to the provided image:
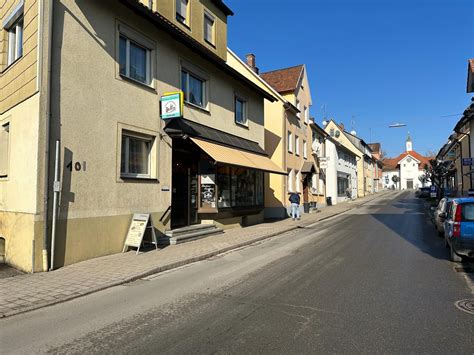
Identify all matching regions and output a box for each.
[350,115,357,136]
[322,104,328,126]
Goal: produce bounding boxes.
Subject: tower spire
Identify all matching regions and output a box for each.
[406,132,413,152]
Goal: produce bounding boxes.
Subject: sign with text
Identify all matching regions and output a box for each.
[122,214,157,254]
[319,158,328,169]
[462,158,473,166]
[160,92,184,120]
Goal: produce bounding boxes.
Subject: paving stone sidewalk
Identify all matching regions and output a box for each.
[0,191,392,318]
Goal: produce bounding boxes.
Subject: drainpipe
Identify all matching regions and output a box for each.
[50,140,60,270]
[41,0,54,272]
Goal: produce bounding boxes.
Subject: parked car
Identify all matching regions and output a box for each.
[440,198,474,262]
[416,187,431,198]
[432,198,453,236]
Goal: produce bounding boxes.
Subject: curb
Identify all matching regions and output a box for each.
[0,191,391,319]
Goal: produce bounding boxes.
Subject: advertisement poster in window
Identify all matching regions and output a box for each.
[201,174,216,209]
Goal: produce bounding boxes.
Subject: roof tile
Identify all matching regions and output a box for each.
[260,65,304,93]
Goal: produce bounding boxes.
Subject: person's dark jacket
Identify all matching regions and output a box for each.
[289,193,300,205]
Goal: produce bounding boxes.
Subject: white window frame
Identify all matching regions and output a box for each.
[120,132,154,179]
[295,170,301,193]
[303,140,307,159]
[204,11,215,45]
[288,169,294,193]
[295,136,300,156]
[117,24,155,88]
[304,106,309,124]
[182,68,208,109]
[296,99,301,118]
[288,131,293,153]
[235,96,248,126]
[119,35,152,85]
[0,122,10,178]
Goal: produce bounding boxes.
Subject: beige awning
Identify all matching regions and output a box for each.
[301,161,316,173]
[190,138,286,175]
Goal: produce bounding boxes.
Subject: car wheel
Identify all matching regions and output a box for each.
[450,244,462,263]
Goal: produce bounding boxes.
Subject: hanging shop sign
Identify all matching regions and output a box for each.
[160,92,184,120]
[319,157,328,169]
[122,213,158,254]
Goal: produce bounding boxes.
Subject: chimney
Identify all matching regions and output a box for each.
[246,54,259,74]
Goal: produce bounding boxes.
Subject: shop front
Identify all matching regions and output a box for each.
[165,118,286,229]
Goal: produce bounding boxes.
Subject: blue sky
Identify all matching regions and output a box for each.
[226,0,474,157]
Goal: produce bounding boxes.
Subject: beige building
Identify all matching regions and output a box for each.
[0,0,286,272]
[259,64,321,217]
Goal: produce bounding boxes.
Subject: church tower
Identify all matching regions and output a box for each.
[406,133,413,152]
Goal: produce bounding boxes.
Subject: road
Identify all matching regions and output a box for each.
[1,192,473,354]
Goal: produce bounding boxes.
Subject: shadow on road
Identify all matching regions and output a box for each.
[370,192,451,262]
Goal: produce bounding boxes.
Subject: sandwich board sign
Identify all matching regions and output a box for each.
[122,213,158,254]
[160,92,184,120]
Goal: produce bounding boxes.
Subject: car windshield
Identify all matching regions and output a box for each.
[461,203,474,221]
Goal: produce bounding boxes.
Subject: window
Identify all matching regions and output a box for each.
[295,171,301,192]
[330,128,335,137]
[7,15,23,65]
[288,169,294,192]
[462,203,474,221]
[204,12,215,45]
[121,132,153,178]
[221,167,263,207]
[311,173,318,193]
[176,0,189,24]
[337,176,349,196]
[0,123,10,177]
[181,69,206,108]
[119,35,151,84]
[295,136,300,156]
[303,140,307,159]
[288,131,293,153]
[235,97,247,125]
[217,165,231,208]
[304,106,309,124]
[296,99,301,118]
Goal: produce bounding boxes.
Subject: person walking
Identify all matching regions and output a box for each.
[289,192,301,221]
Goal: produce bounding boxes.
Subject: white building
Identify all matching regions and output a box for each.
[382,135,432,190]
[325,137,358,204]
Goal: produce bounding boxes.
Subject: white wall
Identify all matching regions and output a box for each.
[382,170,399,189]
[325,140,357,204]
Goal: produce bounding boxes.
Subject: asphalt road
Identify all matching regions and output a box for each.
[1,191,473,354]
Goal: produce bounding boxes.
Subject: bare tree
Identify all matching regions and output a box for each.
[391,175,399,189]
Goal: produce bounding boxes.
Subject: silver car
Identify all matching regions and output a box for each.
[433,198,452,236]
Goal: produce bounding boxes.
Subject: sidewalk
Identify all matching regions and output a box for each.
[0,191,392,318]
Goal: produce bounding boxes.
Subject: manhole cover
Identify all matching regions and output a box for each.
[455,299,474,315]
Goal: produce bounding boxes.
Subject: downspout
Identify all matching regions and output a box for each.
[41,0,54,272]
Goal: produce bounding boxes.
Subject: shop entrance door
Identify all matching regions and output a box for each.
[171,141,199,229]
[407,179,414,189]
